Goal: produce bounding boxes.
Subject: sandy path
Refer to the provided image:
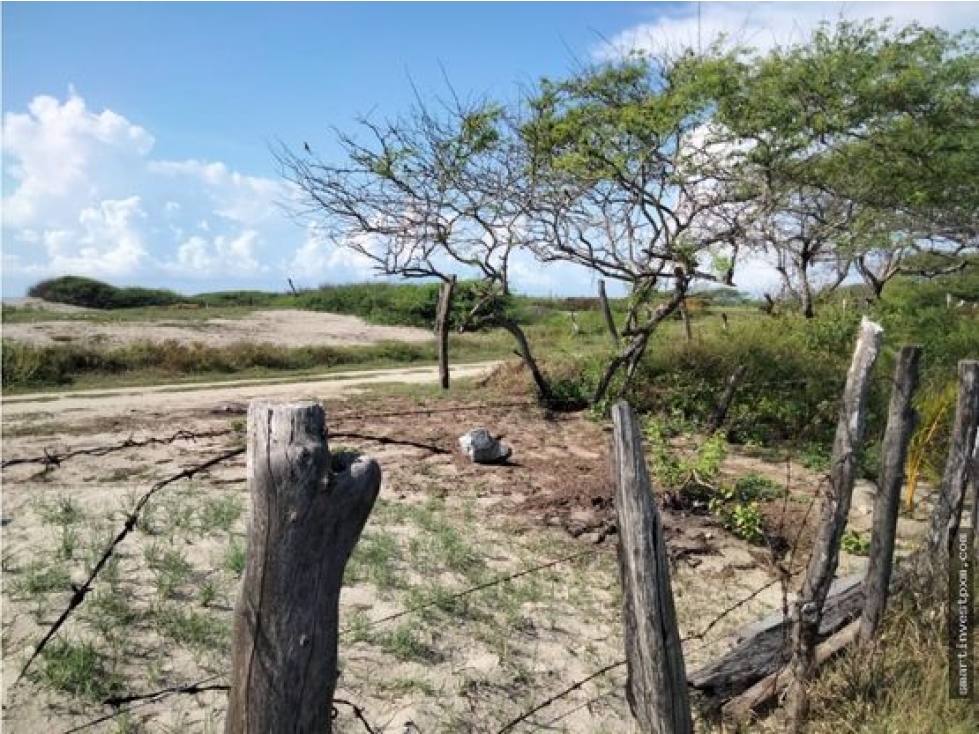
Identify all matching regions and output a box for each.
[1,309,434,348]
[0,361,503,425]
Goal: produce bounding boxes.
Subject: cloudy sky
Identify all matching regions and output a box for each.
[3,2,977,297]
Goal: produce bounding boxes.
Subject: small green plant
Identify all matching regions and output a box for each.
[198,494,242,535]
[708,486,766,544]
[645,420,727,491]
[57,525,79,560]
[152,603,230,654]
[841,529,871,556]
[11,561,71,599]
[36,495,83,526]
[197,577,219,608]
[347,532,400,587]
[224,536,246,577]
[799,443,832,473]
[727,501,764,543]
[34,638,122,701]
[147,545,193,599]
[382,623,438,663]
[733,473,785,501]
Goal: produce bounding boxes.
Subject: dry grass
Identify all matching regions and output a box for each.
[802,574,978,734]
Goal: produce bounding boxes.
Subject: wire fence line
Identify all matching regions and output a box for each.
[0,428,234,469]
[5,381,836,732]
[1,398,541,471]
[14,445,246,685]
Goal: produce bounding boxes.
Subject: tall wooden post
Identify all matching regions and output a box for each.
[225,401,381,734]
[436,275,457,390]
[859,345,921,641]
[786,318,883,730]
[927,360,979,564]
[598,279,620,345]
[611,402,692,733]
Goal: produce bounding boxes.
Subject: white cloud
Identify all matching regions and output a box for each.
[2,90,154,230]
[595,2,979,60]
[1,90,299,291]
[286,225,380,285]
[148,159,284,226]
[167,230,265,277]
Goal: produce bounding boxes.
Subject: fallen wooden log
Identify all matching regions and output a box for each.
[687,573,864,704]
[721,619,860,724]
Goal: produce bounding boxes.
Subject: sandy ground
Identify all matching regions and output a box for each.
[1,308,434,348]
[0,361,934,732]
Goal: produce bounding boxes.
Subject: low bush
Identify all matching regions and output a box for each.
[1,339,437,390]
[28,276,183,309]
[629,310,865,447]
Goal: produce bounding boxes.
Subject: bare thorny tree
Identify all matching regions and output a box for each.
[275,87,554,400]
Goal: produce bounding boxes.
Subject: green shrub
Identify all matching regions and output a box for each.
[630,313,857,446]
[1,339,436,389]
[28,276,183,309]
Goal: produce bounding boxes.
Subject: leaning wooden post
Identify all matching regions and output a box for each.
[598,278,620,345]
[859,345,921,641]
[927,360,979,566]
[436,275,457,390]
[611,401,692,734]
[226,401,381,734]
[785,318,883,730]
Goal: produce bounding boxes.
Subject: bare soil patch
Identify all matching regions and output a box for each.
[1,377,932,733]
[1,309,433,348]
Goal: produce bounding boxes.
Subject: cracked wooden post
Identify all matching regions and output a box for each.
[786,318,883,731]
[859,345,920,641]
[927,360,979,567]
[436,275,457,390]
[611,401,692,734]
[226,401,381,734]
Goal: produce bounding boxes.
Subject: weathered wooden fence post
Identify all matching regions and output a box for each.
[436,275,457,390]
[927,360,979,566]
[859,345,921,641]
[785,318,883,730]
[225,401,381,734]
[611,401,693,734]
[598,278,620,345]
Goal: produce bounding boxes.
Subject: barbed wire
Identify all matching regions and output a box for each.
[14,446,245,685]
[0,428,232,469]
[340,548,600,636]
[495,659,627,733]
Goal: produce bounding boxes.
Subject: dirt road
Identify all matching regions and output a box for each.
[0,361,503,426]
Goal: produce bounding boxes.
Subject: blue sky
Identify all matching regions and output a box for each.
[3,2,977,297]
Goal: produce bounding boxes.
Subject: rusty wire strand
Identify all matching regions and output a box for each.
[0,428,232,469]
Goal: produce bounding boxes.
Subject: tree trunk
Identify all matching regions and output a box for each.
[786,318,883,730]
[226,401,381,734]
[706,365,748,437]
[801,282,815,319]
[859,346,921,641]
[611,402,693,733]
[499,317,552,404]
[436,276,457,390]
[679,298,693,342]
[593,286,686,406]
[598,279,619,345]
[927,360,979,566]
